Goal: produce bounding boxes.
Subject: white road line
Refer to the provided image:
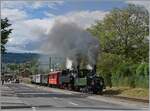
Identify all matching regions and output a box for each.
[17,93,50,94]
[32,107,36,111]
[69,101,78,106]
[53,97,58,99]
[53,97,64,101]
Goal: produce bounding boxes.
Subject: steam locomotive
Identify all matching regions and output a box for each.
[31,65,105,94]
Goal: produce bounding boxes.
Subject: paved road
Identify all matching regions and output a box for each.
[1,83,149,111]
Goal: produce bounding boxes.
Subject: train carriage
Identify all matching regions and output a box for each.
[41,74,48,85]
[48,71,60,87]
[35,74,41,84]
[31,75,36,84]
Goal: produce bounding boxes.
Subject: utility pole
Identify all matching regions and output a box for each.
[18,64,20,76]
[49,57,51,72]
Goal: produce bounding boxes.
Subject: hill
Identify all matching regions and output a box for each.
[2,52,39,63]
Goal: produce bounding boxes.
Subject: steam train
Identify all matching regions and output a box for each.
[31,65,105,94]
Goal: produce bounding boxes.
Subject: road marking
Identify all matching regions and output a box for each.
[69,101,78,106]
[53,97,63,101]
[16,92,50,94]
[53,97,58,99]
[32,107,36,111]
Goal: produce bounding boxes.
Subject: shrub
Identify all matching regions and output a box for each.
[135,63,149,88]
[97,53,149,88]
[111,62,149,88]
[111,62,136,87]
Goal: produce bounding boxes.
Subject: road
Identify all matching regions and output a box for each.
[1,83,149,111]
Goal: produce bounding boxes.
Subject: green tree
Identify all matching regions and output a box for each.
[88,4,149,63]
[97,53,123,87]
[1,18,12,53]
[7,64,18,71]
[27,60,39,74]
[88,4,149,88]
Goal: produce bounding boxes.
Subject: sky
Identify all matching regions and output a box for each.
[1,0,149,53]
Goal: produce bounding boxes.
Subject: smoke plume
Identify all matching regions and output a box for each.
[41,20,100,69]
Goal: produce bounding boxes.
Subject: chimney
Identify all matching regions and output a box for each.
[77,65,80,74]
[77,64,81,77]
[93,65,96,74]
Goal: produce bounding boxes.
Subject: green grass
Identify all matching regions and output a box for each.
[104,87,149,100]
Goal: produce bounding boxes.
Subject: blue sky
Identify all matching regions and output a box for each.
[1,0,147,53]
[24,1,127,19]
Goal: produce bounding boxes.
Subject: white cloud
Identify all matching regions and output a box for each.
[44,12,56,18]
[32,1,44,9]
[47,1,64,9]
[7,18,53,45]
[1,1,64,53]
[3,0,148,53]
[1,1,64,10]
[7,22,31,46]
[1,1,28,9]
[6,17,55,53]
[23,18,54,37]
[4,10,108,53]
[51,10,108,29]
[1,8,27,21]
[31,1,64,9]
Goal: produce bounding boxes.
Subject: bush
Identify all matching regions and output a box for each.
[111,62,149,88]
[97,53,123,87]
[97,53,149,88]
[111,62,136,87]
[135,63,149,88]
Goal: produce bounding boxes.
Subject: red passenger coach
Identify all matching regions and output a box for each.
[48,71,61,86]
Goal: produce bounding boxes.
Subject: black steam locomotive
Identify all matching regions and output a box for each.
[31,65,105,94]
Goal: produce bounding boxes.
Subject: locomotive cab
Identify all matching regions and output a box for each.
[89,76,105,94]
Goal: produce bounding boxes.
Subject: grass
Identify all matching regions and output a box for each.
[104,87,149,100]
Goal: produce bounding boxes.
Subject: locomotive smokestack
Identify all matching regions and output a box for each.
[77,65,80,73]
[66,57,72,69]
[93,65,96,74]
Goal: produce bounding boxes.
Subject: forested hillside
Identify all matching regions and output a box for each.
[2,52,39,63]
